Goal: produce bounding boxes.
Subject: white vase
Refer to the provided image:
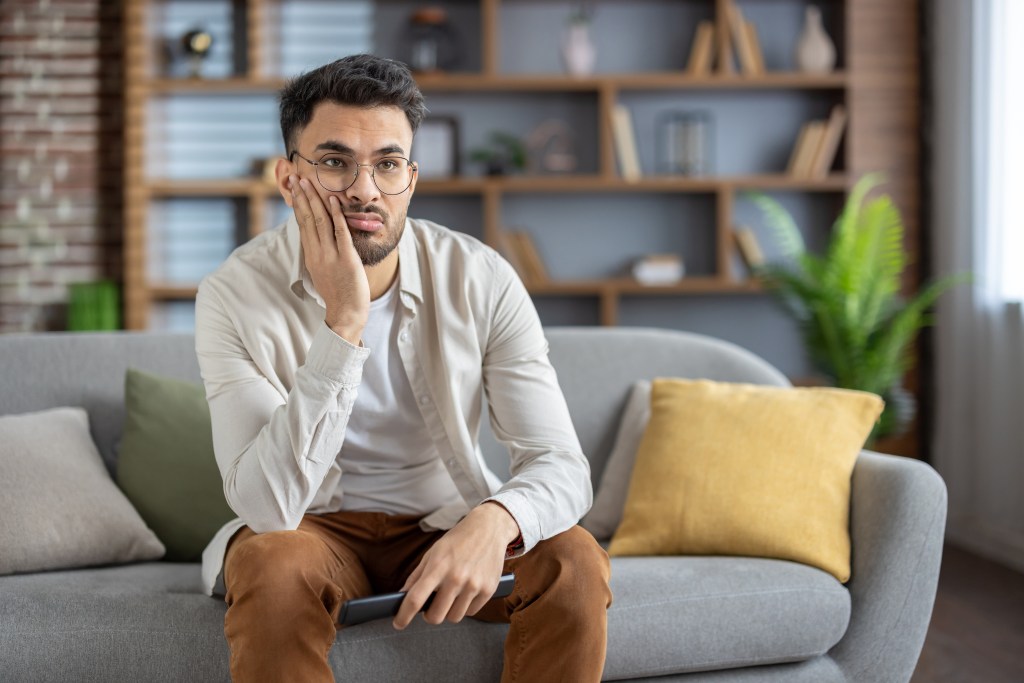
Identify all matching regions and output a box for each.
[795,6,836,73]
[562,23,596,77]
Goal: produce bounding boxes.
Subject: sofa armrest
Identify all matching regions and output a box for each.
[829,450,947,682]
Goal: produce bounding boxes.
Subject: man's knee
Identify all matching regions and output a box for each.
[529,526,612,608]
[225,529,323,592]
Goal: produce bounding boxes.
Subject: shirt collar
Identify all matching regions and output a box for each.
[287,214,423,306]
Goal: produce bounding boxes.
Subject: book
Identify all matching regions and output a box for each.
[808,105,848,178]
[788,120,826,177]
[786,123,813,175]
[716,1,735,75]
[610,104,642,182]
[686,21,716,76]
[511,231,548,285]
[745,20,766,75]
[727,1,761,76]
[734,227,766,270]
[499,231,527,280]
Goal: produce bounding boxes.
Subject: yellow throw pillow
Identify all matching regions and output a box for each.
[608,378,884,582]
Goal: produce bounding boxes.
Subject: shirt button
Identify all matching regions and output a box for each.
[400,332,409,342]
[419,396,429,405]
[447,458,456,466]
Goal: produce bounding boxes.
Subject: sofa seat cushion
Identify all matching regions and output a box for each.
[603,556,851,680]
[0,555,849,682]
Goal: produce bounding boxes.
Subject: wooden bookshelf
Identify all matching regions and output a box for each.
[124,0,923,456]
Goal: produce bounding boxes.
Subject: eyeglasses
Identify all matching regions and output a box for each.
[289,151,417,195]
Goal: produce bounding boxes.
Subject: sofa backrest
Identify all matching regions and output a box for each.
[0,331,201,475]
[0,327,789,485]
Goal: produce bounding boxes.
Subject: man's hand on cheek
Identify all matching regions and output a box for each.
[392,503,520,630]
[288,174,370,345]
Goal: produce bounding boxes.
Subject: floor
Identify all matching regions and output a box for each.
[911,544,1024,683]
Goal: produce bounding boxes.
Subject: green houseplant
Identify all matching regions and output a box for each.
[747,173,966,442]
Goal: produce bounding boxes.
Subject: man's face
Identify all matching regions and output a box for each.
[285,102,417,267]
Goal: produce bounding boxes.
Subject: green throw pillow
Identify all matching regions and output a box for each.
[117,368,236,562]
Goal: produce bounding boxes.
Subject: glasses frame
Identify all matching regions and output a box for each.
[289,150,418,196]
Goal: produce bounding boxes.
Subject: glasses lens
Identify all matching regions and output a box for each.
[314,154,413,195]
[372,157,413,195]
[315,154,355,192]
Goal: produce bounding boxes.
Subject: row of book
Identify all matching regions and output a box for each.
[786,105,847,179]
[687,0,766,76]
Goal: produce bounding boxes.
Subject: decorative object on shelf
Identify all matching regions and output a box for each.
[500,230,548,286]
[405,6,462,73]
[686,20,716,76]
[746,174,968,442]
[524,120,577,174]
[469,131,527,176]
[561,1,596,77]
[67,280,121,331]
[411,116,460,178]
[786,105,847,178]
[795,5,836,73]
[724,0,765,76]
[180,29,214,79]
[252,158,279,186]
[657,110,712,176]
[609,104,642,182]
[632,254,685,286]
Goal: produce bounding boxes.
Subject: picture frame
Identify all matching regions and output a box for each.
[411,116,460,178]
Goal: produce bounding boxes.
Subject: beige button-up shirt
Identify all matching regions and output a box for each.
[195,216,591,596]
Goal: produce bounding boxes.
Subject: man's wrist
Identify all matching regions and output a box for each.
[479,500,521,547]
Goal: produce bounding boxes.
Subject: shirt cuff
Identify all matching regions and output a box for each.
[482,490,537,559]
[304,322,370,385]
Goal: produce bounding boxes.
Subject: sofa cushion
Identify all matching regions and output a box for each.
[603,556,850,679]
[610,379,883,582]
[582,380,651,540]
[0,407,165,576]
[0,555,849,682]
[117,368,235,562]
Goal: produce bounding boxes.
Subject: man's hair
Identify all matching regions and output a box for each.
[278,54,427,154]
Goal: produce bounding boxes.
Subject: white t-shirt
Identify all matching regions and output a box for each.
[338,275,464,515]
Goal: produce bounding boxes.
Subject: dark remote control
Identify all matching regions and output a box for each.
[338,572,516,627]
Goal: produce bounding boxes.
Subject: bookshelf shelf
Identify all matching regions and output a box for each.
[144,174,850,198]
[146,72,848,96]
[528,277,763,296]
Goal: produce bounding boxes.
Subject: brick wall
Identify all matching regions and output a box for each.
[0,0,122,332]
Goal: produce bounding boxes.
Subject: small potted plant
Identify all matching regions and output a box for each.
[747,173,968,443]
[469,131,528,176]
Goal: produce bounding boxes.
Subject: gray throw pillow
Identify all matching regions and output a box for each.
[581,380,651,540]
[0,407,165,575]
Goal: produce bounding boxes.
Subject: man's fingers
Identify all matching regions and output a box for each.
[466,592,494,618]
[329,195,352,249]
[393,577,436,630]
[290,175,320,250]
[423,583,460,625]
[298,178,336,251]
[444,591,478,624]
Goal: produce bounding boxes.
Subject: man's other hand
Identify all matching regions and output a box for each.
[393,502,519,629]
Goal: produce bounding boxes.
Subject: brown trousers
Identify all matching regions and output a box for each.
[222,509,613,683]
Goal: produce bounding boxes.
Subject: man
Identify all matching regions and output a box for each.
[195,54,612,682]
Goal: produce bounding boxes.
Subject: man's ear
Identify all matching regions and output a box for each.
[276,157,296,207]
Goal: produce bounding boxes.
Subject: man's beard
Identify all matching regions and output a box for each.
[347,205,406,267]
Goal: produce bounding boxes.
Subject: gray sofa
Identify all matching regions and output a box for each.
[0,327,946,682]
